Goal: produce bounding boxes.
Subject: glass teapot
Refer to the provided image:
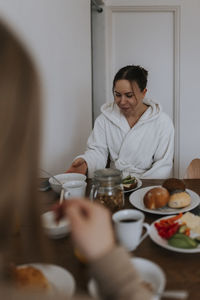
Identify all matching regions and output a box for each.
[90,168,124,213]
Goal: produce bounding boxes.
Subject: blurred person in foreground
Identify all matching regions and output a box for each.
[67,65,174,179]
[0,19,152,300]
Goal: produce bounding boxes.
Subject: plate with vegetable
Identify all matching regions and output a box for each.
[122,175,142,193]
[149,213,200,253]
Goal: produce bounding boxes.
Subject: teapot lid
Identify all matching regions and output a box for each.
[94,168,122,184]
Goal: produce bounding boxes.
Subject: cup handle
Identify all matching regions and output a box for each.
[138,223,150,245]
[64,190,71,199]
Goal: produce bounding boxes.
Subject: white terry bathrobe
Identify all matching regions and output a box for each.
[76,99,174,179]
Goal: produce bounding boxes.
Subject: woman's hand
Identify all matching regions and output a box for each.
[54,199,115,261]
[66,158,88,175]
[66,199,115,261]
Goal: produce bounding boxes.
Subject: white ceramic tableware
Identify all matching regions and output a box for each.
[112,209,150,251]
[41,211,70,239]
[63,180,87,199]
[123,177,142,193]
[17,263,76,296]
[129,186,200,215]
[149,215,200,253]
[49,173,86,194]
[88,257,166,300]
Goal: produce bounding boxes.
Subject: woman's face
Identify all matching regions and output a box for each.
[113,79,147,116]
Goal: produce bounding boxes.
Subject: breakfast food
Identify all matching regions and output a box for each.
[155,213,200,249]
[95,189,124,213]
[143,187,170,209]
[154,214,183,239]
[161,178,191,209]
[168,191,191,208]
[13,266,50,292]
[162,178,186,193]
[180,212,200,234]
[168,233,198,249]
[122,175,137,191]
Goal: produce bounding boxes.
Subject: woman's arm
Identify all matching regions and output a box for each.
[90,247,152,300]
[63,199,152,300]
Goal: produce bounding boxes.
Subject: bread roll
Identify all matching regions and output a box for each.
[143,187,170,209]
[168,192,191,208]
[162,178,185,193]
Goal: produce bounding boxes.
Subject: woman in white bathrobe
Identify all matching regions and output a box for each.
[67,65,174,179]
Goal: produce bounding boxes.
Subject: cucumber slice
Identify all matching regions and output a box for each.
[178,225,187,234]
[168,233,198,249]
[122,175,131,182]
[122,177,136,184]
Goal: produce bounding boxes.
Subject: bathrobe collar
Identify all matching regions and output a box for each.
[101,98,162,132]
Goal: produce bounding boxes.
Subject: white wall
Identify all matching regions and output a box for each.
[0,0,92,175]
[1,0,200,178]
[94,0,200,178]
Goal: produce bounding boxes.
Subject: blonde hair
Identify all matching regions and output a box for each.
[0,20,47,277]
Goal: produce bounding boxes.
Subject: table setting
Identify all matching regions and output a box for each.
[15,173,200,300]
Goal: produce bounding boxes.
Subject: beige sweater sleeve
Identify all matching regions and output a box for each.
[89,246,153,300]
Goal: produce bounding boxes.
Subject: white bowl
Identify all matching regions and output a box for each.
[131,257,166,300]
[49,173,86,194]
[88,257,166,300]
[41,211,70,239]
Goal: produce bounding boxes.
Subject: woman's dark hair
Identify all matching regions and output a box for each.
[112,65,148,92]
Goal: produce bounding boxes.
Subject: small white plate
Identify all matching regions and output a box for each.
[149,215,200,253]
[123,177,142,193]
[129,186,200,215]
[88,257,166,300]
[17,263,76,296]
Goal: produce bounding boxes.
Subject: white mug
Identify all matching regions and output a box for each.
[63,180,87,199]
[112,209,149,251]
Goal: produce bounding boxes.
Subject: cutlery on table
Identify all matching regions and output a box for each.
[40,168,62,186]
[156,290,188,299]
[59,188,65,205]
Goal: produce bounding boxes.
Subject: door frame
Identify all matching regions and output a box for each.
[105,5,180,177]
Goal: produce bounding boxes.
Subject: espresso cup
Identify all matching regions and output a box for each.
[63,180,87,199]
[112,209,150,251]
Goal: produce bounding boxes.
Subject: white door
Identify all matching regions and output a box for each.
[92,5,180,176]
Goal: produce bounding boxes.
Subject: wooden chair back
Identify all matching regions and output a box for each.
[184,158,200,179]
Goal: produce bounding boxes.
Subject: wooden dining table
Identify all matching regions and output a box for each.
[16,179,200,300]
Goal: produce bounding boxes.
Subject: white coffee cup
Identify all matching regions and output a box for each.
[112,209,150,251]
[63,180,87,199]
